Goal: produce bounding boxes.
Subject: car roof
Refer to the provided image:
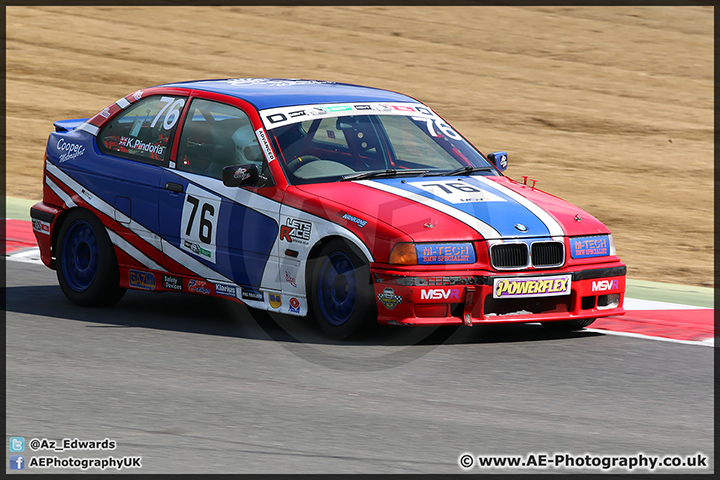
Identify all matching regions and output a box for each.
[158,78,419,110]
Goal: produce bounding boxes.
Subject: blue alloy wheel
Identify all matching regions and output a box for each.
[56,209,125,307]
[309,239,377,339]
[60,219,99,291]
[317,251,358,325]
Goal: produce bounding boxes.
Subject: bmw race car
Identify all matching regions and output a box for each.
[31,78,626,338]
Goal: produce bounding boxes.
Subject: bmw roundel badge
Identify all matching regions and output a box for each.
[514,223,528,232]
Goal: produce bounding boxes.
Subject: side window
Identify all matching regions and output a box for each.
[177,98,273,186]
[99,95,186,165]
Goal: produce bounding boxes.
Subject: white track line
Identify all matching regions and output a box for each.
[585,328,714,347]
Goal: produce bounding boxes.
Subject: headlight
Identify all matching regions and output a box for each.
[569,234,615,259]
[389,242,476,265]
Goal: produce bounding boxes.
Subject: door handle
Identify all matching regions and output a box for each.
[165,182,184,193]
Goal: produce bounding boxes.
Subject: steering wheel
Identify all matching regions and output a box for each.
[287,155,321,173]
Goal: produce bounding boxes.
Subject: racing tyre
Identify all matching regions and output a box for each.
[308,239,378,339]
[541,318,596,331]
[56,209,126,307]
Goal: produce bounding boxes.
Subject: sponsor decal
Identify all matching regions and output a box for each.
[233,167,250,180]
[289,297,300,314]
[279,218,312,244]
[56,138,85,163]
[162,274,183,291]
[215,283,238,297]
[80,188,93,201]
[377,287,402,310]
[187,279,211,295]
[493,275,572,299]
[326,130,336,139]
[409,180,504,204]
[420,288,461,301]
[180,185,220,264]
[32,219,51,235]
[241,288,264,302]
[324,105,353,113]
[285,271,298,288]
[416,243,475,265]
[132,90,143,101]
[254,127,276,162]
[337,211,368,228]
[571,235,610,259]
[129,270,156,290]
[260,102,436,130]
[99,107,112,119]
[390,105,415,112]
[269,293,282,309]
[592,279,619,292]
[226,78,331,87]
[183,240,212,259]
[118,136,165,155]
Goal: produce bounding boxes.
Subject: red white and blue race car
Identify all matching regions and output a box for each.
[31,78,626,338]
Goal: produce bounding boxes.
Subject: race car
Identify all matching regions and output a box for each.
[31,78,626,338]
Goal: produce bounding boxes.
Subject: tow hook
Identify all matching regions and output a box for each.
[463,286,475,326]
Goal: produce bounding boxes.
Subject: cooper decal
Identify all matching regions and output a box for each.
[56,138,85,163]
[129,270,156,290]
[162,274,183,291]
[377,287,402,310]
[493,275,571,299]
[279,218,312,244]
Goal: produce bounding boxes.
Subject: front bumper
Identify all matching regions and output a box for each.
[371,263,626,326]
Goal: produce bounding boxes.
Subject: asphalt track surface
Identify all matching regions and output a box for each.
[5,260,714,474]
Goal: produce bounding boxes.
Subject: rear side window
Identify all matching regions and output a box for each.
[98,95,186,165]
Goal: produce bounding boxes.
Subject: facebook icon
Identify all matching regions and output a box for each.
[10,455,24,470]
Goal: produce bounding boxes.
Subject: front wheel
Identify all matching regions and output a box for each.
[56,209,126,307]
[541,318,596,331]
[307,239,377,339]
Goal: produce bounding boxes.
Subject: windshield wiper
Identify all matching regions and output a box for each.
[421,166,494,177]
[341,169,429,181]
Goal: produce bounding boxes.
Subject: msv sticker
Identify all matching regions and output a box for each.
[493,275,571,299]
[416,243,475,265]
[571,235,610,259]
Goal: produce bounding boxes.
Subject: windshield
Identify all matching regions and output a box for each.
[263,104,498,185]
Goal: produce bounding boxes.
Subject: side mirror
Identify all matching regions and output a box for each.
[222,164,259,187]
[487,151,508,172]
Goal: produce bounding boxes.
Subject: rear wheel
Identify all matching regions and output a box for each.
[56,209,126,307]
[541,318,596,331]
[308,239,377,339]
